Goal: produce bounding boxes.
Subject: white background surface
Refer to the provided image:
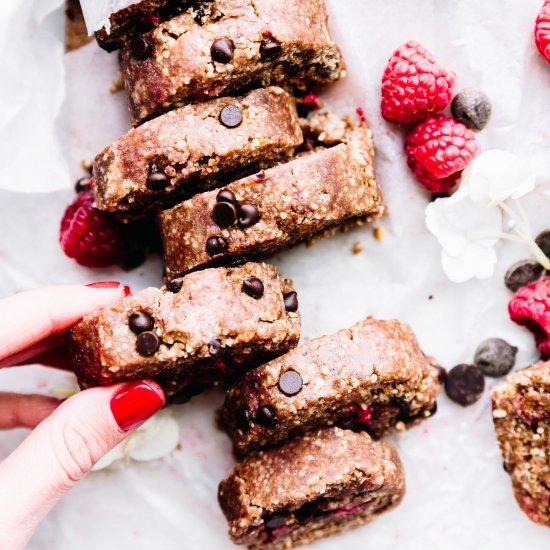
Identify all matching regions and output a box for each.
[0,0,549,548]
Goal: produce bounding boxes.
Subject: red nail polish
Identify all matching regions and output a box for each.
[110,381,165,432]
[87,281,131,295]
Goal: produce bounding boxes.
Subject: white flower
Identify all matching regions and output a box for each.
[426,149,548,283]
[93,409,180,471]
[460,150,536,203]
[426,192,502,283]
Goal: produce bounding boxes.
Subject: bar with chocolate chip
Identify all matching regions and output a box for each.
[222,318,442,455]
[491,360,550,527]
[67,263,300,402]
[93,87,302,215]
[218,427,405,549]
[158,111,384,279]
[120,0,345,124]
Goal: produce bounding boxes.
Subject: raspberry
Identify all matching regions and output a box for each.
[59,192,127,268]
[509,277,550,357]
[405,116,481,193]
[535,1,550,63]
[381,41,456,124]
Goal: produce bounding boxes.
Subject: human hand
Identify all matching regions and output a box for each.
[0,283,166,550]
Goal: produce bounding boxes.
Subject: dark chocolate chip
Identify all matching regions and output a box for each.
[219,105,243,128]
[130,36,152,60]
[260,36,282,61]
[167,277,184,293]
[474,338,518,377]
[242,277,264,299]
[217,189,237,204]
[211,38,234,63]
[212,201,238,227]
[205,236,228,256]
[147,171,170,190]
[294,502,318,523]
[278,370,303,396]
[236,408,252,433]
[128,311,154,334]
[194,8,206,25]
[264,514,288,529]
[255,170,266,181]
[504,260,544,292]
[136,331,161,356]
[283,291,299,312]
[451,88,492,131]
[75,176,91,193]
[535,229,550,259]
[444,364,485,407]
[208,339,222,356]
[237,204,260,228]
[254,405,276,426]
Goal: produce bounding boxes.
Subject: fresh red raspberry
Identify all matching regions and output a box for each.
[405,115,481,193]
[535,1,550,63]
[381,41,456,124]
[509,277,550,358]
[59,192,127,268]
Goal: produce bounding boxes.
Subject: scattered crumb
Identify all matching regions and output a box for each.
[176,443,182,451]
[351,241,363,255]
[373,226,384,241]
[110,73,125,94]
[428,294,434,300]
[81,158,93,174]
[356,107,366,122]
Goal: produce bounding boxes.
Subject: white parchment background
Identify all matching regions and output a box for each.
[0,0,549,548]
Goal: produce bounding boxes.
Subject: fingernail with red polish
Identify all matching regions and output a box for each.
[110,381,165,432]
[87,281,131,295]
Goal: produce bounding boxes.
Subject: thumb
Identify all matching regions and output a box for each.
[0,380,165,549]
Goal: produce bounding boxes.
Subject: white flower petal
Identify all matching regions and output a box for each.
[462,150,536,203]
[127,410,180,462]
[441,243,498,283]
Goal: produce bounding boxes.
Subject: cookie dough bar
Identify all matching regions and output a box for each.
[67,263,300,402]
[158,111,384,279]
[492,360,550,527]
[93,87,302,214]
[218,427,405,549]
[120,0,345,124]
[222,318,442,454]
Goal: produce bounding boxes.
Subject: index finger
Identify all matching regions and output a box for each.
[0,283,129,364]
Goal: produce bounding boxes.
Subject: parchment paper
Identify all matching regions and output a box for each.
[0,0,549,548]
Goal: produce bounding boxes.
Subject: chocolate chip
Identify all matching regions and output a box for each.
[128,311,154,334]
[147,171,170,190]
[255,170,266,181]
[217,189,237,204]
[432,364,448,384]
[219,105,243,128]
[136,331,161,356]
[212,201,237,228]
[205,236,228,256]
[208,339,222,356]
[211,38,234,63]
[474,338,518,377]
[504,260,544,292]
[294,502,318,523]
[264,514,287,529]
[451,88,492,131]
[194,8,206,25]
[254,405,276,426]
[283,291,299,312]
[75,176,91,193]
[167,277,184,293]
[444,364,485,407]
[278,370,302,396]
[260,36,282,61]
[130,36,152,60]
[242,277,264,299]
[535,229,550,259]
[237,204,260,228]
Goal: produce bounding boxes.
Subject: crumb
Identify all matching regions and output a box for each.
[352,241,363,255]
[109,73,125,94]
[428,294,433,300]
[373,227,384,241]
[176,443,182,451]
